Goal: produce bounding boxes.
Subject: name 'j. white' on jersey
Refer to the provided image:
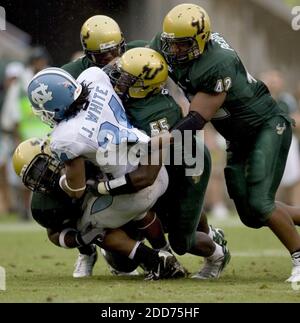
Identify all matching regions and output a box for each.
[51,67,150,178]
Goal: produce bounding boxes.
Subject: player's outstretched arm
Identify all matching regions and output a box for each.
[59,157,87,199]
[172,91,226,132]
[47,226,105,249]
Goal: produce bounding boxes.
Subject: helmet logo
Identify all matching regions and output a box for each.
[29,139,41,147]
[82,30,90,40]
[140,64,164,80]
[31,83,53,107]
[81,31,90,48]
[191,12,205,35]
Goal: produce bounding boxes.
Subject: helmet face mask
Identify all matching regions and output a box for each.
[161,34,200,66]
[13,138,63,194]
[22,153,63,194]
[32,106,56,128]
[112,63,139,101]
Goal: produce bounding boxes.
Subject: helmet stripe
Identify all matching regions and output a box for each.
[31,67,79,88]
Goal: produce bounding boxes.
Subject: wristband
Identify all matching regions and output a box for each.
[106,174,137,196]
[59,174,86,192]
[97,181,110,195]
[59,228,78,248]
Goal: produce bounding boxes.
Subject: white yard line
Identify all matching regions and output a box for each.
[231,250,287,257]
[0,223,43,232]
[209,216,244,228]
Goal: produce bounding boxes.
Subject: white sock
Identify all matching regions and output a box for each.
[208,226,214,239]
[207,243,223,261]
[128,241,141,260]
[292,251,300,266]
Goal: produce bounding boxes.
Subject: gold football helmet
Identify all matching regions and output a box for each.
[13,138,62,193]
[161,4,211,65]
[110,47,168,100]
[80,15,125,66]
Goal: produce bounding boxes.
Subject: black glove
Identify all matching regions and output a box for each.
[76,225,105,246]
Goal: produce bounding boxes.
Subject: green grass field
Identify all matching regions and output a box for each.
[0,214,299,303]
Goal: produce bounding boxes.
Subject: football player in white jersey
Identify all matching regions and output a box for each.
[28,67,186,280]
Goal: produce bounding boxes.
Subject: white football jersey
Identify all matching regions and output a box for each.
[51,67,168,230]
[51,67,150,178]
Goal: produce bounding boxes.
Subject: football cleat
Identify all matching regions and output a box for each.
[145,250,187,281]
[73,251,98,278]
[210,225,227,246]
[286,252,300,283]
[192,244,231,280]
[286,266,300,283]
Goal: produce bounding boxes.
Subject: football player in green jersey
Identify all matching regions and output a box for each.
[12,138,186,280]
[105,47,230,279]
[60,14,229,278]
[12,138,100,278]
[61,15,126,79]
[149,3,300,282]
[61,15,148,80]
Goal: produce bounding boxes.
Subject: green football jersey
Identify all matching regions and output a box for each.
[31,189,81,230]
[150,32,288,142]
[126,92,211,251]
[126,92,182,135]
[61,55,93,79]
[126,39,149,50]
